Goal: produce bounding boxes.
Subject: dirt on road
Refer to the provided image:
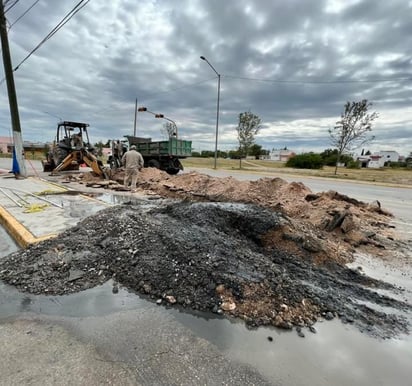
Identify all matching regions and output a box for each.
[1,169,411,338]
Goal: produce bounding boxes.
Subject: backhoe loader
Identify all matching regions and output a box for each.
[42,121,107,178]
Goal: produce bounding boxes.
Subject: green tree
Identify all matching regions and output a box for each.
[94,141,104,157]
[405,152,412,169]
[249,144,263,159]
[329,99,377,175]
[228,149,242,159]
[201,150,214,158]
[320,148,353,166]
[236,111,262,168]
[286,153,323,169]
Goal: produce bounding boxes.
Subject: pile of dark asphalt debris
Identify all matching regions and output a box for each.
[0,196,410,339]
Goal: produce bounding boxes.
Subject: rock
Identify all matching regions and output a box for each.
[305,194,320,202]
[215,284,225,294]
[220,301,236,311]
[340,214,356,233]
[296,327,305,338]
[325,211,347,232]
[280,304,289,312]
[274,315,293,329]
[369,200,381,209]
[342,315,354,324]
[324,312,334,321]
[302,237,322,253]
[112,284,119,294]
[165,295,176,304]
[143,284,152,294]
[62,255,73,265]
[267,336,273,342]
[67,269,84,282]
[156,299,162,305]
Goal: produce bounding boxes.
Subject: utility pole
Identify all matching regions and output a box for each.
[0,0,26,177]
[133,98,137,136]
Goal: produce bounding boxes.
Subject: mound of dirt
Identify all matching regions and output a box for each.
[68,169,401,265]
[0,200,409,338]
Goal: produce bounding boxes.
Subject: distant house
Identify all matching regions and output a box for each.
[377,151,399,163]
[357,150,400,168]
[0,136,50,159]
[269,148,296,162]
[0,136,12,153]
[368,154,385,168]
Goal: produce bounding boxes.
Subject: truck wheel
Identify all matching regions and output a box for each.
[148,159,160,169]
[166,168,179,175]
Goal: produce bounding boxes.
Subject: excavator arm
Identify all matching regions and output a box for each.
[51,149,108,179]
[81,149,108,178]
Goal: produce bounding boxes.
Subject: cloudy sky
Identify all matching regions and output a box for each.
[1,0,411,155]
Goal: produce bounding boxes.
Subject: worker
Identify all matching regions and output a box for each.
[71,131,82,149]
[121,145,144,191]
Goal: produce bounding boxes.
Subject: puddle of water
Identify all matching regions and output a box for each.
[348,253,412,303]
[94,193,162,205]
[0,226,18,258]
[0,280,153,318]
[0,272,411,386]
[171,306,412,386]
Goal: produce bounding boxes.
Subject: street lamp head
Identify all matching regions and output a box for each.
[200,56,206,60]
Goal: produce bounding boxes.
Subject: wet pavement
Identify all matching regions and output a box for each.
[0,174,109,246]
[1,159,412,385]
[1,255,411,385]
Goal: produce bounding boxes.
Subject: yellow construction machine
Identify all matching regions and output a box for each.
[42,121,107,178]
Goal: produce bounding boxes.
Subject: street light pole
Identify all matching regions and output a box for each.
[200,56,220,169]
[1,1,26,177]
[133,98,138,136]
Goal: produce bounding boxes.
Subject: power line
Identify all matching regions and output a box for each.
[141,76,217,99]
[4,0,20,14]
[9,0,40,29]
[0,0,90,85]
[13,0,90,72]
[223,74,412,84]
[90,77,216,115]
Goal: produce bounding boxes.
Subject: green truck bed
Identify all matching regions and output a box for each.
[133,138,192,158]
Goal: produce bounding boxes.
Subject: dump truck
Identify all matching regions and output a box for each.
[108,135,192,175]
[42,121,107,178]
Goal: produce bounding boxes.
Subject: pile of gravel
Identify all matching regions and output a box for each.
[0,199,409,338]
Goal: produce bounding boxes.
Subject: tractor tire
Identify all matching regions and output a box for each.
[110,157,122,169]
[53,147,68,166]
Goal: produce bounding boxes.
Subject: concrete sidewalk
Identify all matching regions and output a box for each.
[0,173,109,248]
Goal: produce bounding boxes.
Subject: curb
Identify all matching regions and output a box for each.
[0,206,57,248]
